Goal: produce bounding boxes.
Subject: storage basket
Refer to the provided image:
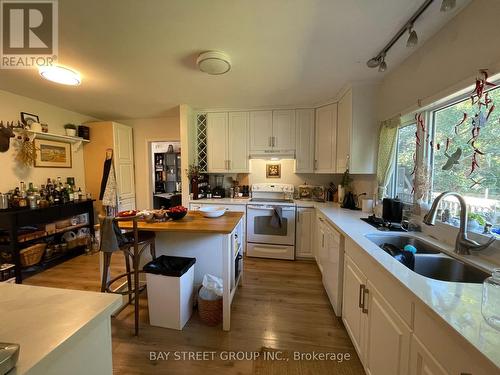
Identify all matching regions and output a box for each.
[20,243,46,267]
[197,286,223,326]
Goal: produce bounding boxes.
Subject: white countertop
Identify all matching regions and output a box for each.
[0,283,121,375]
[189,198,251,205]
[314,204,500,369]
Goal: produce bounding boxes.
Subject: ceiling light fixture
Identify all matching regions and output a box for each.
[196,51,231,75]
[378,57,387,73]
[366,0,434,72]
[440,0,456,12]
[406,25,418,48]
[39,65,81,86]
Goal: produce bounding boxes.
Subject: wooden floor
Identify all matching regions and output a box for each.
[26,253,364,375]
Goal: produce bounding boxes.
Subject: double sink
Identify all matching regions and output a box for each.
[365,234,490,284]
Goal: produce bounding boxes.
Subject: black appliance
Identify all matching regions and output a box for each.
[382,198,404,223]
[341,192,359,210]
[212,186,226,198]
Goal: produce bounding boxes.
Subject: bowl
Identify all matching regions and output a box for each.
[199,206,226,218]
[167,210,187,220]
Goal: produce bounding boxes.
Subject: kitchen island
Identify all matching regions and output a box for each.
[0,283,121,375]
[117,211,245,331]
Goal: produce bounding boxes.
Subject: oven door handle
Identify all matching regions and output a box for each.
[248,205,295,211]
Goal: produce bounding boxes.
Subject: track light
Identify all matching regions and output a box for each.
[378,57,387,72]
[440,0,456,12]
[406,25,418,48]
[366,56,381,68]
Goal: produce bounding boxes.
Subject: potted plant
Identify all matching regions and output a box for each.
[186,164,200,199]
[64,123,77,137]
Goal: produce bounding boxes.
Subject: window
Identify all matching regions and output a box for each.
[390,85,500,231]
[393,123,417,203]
[430,86,500,228]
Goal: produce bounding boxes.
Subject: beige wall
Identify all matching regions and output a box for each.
[120,113,181,209]
[0,89,97,193]
[377,0,500,121]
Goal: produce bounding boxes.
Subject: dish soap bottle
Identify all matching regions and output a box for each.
[482,268,500,330]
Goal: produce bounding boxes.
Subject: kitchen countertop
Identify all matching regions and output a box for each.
[189,198,250,205]
[314,204,500,369]
[119,211,244,234]
[0,283,121,374]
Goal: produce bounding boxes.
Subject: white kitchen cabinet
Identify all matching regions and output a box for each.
[321,222,344,317]
[409,335,449,375]
[249,111,273,152]
[364,280,411,375]
[228,112,249,172]
[295,207,315,258]
[207,112,249,173]
[272,110,296,150]
[336,83,378,174]
[315,103,338,173]
[207,112,229,173]
[342,254,367,357]
[295,109,315,173]
[315,215,328,273]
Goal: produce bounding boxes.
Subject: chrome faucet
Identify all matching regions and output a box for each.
[423,192,496,255]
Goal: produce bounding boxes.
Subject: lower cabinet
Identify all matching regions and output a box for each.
[364,280,411,375]
[295,207,315,258]
[409,335,448,375]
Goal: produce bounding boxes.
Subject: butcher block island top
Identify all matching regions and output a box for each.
[118,211,244,234]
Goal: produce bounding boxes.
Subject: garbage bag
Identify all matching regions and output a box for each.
[199,274,223,301]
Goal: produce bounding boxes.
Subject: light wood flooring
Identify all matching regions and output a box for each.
[25,253,364,374]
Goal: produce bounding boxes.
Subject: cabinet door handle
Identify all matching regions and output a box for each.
[227,160,231,170]
[322,234,325,247]
[362,287,369,314]
[268,137,272,147]
[359,284,365,309]
[272,136,276,147]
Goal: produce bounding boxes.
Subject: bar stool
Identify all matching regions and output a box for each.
[99,215,156,336]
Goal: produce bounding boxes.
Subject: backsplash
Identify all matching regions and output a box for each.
[207,159,377,198]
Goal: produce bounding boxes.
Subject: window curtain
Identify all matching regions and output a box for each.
[376,116,400,199]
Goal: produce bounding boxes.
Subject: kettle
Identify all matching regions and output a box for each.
[341,192,358,210]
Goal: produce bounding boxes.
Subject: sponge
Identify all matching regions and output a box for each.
[404,244,417,254]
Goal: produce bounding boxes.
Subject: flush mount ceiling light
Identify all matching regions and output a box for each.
[406,25,419,48]
[440,0,456,12]
[196,51,231,75]
[39,65,81,86]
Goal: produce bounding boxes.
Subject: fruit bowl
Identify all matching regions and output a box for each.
[167,206,188,220]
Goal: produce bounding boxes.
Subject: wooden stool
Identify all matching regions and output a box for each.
[99,215,156,336]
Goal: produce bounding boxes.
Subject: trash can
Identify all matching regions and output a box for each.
[144,255,196,330]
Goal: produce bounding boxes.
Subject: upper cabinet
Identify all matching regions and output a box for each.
[315,103,338,174]
[207,112,249,173]
[336,83,379,174]
[249,111,273,152]
[272,110,296,150]
[249,110,296,152]
[295,109,315,173]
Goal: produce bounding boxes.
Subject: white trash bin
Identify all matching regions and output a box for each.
[144,255,196,330]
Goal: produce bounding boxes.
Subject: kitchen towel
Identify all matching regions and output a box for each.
[270,206,283,229]
[99,217,129,252]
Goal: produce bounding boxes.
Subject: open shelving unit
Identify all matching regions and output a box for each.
[14,129,90,150]
[0,200,95,283]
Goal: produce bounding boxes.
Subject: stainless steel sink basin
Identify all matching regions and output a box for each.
[365,234,490,283]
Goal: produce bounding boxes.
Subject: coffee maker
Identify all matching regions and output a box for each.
[211,175,226,198]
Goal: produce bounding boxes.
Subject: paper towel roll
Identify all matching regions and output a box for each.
[361,199,374,213]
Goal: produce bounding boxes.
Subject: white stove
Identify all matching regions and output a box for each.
[247,183,296,260]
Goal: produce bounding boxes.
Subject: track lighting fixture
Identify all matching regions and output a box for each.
[406,25,418,48]
[440,0,456,12]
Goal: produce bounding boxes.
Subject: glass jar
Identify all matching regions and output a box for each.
[482,268,500,330]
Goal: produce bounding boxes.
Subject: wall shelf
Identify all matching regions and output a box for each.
[14,129,90,150]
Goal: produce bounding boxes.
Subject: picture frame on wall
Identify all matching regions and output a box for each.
[20,112,39,127]
[266,163,281,178]
[34,139,72,168]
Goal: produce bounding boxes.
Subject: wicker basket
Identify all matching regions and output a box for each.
[197,287,223,326]
[20,243,47,267]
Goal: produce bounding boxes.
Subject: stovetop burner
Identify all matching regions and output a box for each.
[361,216,406,232]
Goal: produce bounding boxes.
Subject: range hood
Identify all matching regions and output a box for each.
[249,149,295,160]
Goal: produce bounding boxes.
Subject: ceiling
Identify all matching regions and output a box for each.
[0,0,470,120]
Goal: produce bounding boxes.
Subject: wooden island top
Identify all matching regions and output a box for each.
[117,211,244,234]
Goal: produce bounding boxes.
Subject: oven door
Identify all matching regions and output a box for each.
[247,205,296,245]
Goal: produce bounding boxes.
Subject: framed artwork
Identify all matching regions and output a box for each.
[34,139,72,168]
[20,112,39,126]
[266,163,281,178]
